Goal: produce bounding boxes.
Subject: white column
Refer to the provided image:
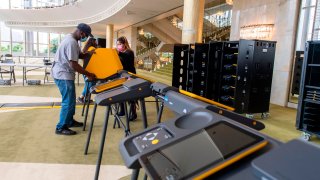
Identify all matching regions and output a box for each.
[181,0,205,44]
[106,24,114,48]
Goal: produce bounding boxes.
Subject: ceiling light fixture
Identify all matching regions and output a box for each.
[226,0,233,5]
[139,28,144,35]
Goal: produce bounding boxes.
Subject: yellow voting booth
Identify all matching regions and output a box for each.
[85,48,123,79]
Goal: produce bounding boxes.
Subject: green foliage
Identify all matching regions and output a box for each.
[1,45,10,52]
[12,43,23,52]
[50,38,59,53]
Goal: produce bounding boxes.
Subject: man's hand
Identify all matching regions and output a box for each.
[69,61,96,80]
[87,49,96,55]
[86,72,96,81]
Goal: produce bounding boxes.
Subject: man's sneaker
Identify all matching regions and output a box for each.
[76,97,84,104]
[55,127,77,135]
[69,120,84,128]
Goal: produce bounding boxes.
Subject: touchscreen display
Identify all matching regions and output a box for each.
[142,121,266,179]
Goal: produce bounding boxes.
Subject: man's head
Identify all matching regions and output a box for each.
[75,23,93,42]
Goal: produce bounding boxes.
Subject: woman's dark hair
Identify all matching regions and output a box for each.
[82,37,97,53]
[117,36,131,50]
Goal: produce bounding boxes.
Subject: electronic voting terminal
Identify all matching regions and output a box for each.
[119,108,268,179]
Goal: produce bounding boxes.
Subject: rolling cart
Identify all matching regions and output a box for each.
[296,41,320,141]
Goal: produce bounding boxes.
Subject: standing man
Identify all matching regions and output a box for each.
[51,23,95,135]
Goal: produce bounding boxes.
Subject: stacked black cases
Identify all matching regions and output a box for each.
[291,51,304,96]
[207,42,224,100]
[296,41,320,139]
[218,41,239,107]
[186,44,195,92]
[172,44,189,90]
[235,40,276,114]
[188,43,210,97]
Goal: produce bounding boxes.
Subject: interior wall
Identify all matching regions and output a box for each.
[230,0,300,106]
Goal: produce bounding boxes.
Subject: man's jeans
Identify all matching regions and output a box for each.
[54,79,76,129]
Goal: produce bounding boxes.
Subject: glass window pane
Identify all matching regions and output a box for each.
[25,31,37,44]
[50,44,58,56]
[1,22,11,41]
[11,0,23,9]
[0,0,10,9]
[39,44,48,56]
[25,43,37,56]
[1,42,11,55]
[12,29,24,42]
[12,42,24,56]
[61,34,66,40]
[50,33,59,44]
[39,32,48,44]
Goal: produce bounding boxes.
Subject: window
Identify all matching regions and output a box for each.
[39,44,48,56]
[0,0,10,9]
[12,42,24,56]
[0,22,66,58]
[11,0,23,9]
[11,29,24,56]
[50,33,59,55]
[39,32,48,44]
[295,0,317,50]
[0,42,11,55]
[1,22,11,41]
[25,31,37,56]
[12,29,24,42]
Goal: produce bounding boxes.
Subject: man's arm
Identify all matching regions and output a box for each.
[69,61,95,80]
[79,48,95,59]
[79,52,86,59]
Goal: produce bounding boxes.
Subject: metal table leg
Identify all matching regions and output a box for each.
[83,92,92,131]
[131,169,140,180]
[94,106,111,180]
[155,98,159,113]
[84,103,98,155]
[157,101,164,124]
[124,102,131,137]
[82,85,90,116]
[22,67,25,86]
[140,98,148,129]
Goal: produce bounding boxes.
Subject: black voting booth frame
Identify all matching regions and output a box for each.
[79,72,154,180]
[172,39,277,118]
[296,41,320,141]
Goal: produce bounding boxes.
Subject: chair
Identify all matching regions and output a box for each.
[43,57,52,84]
[0,54,16,83]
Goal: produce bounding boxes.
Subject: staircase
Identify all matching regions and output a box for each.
[152,62,173,77]
[137,62,173,85]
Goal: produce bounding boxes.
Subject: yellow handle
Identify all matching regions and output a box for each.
[127,72,155,83]
[193,141,268,180]
[179,89,235,111]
